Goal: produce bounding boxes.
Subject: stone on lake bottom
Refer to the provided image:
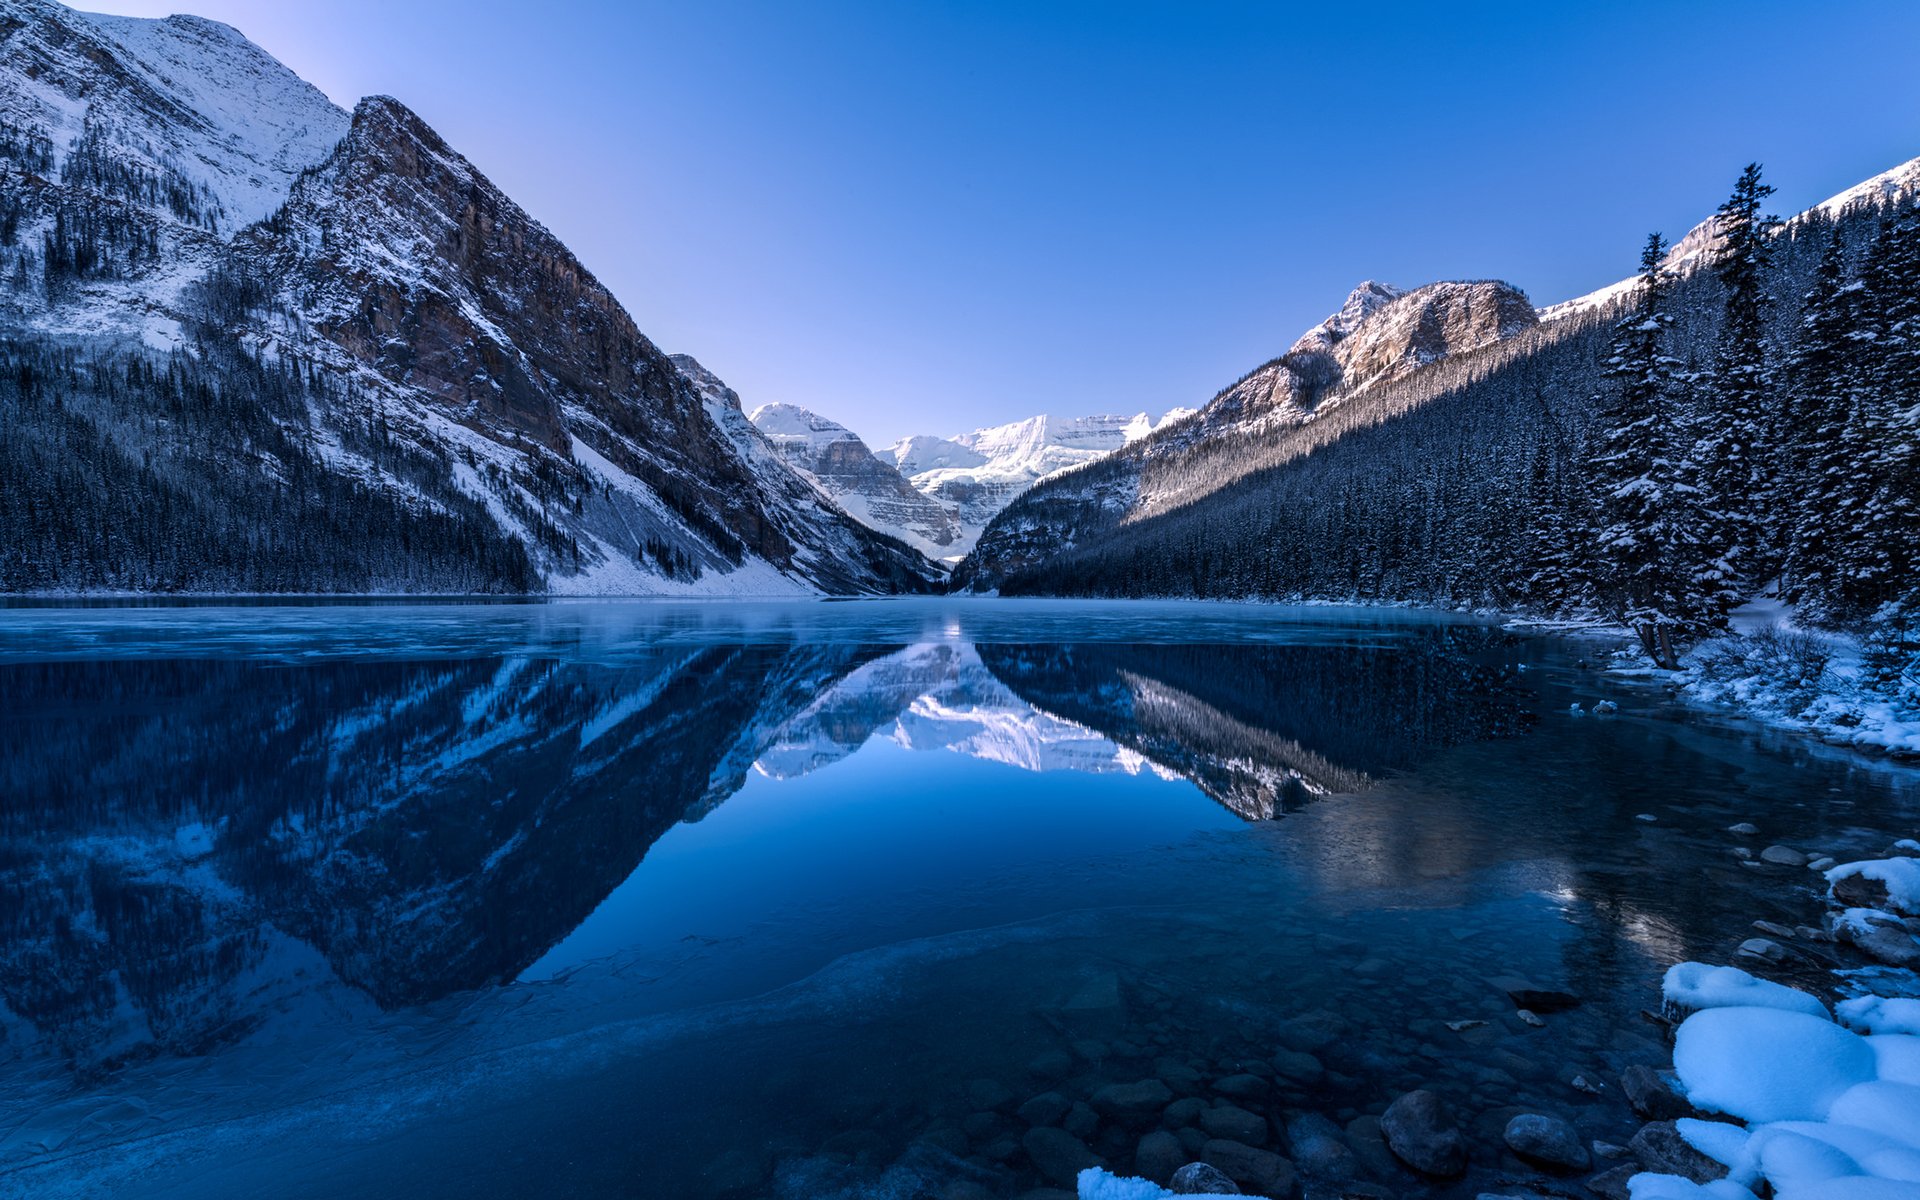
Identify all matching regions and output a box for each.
[1021,1126,1103,1187]
[1379,1089,1467,1177]
[1503,1113,1590,1172]
[1170,1160,1241,1194]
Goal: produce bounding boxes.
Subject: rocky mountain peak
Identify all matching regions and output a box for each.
[1328,279,1537,394]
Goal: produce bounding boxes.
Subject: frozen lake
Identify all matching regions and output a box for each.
[0,599,1914,1199]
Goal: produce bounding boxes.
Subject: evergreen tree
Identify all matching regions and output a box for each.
[1780,224,1867,617]
[1687,163,1782,602]
[1588,233,1706,668]
[1844,199,1920,618]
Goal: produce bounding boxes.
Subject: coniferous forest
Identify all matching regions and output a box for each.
[992,168,1920,680]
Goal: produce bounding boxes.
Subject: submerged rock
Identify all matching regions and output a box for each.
[1502,1113,1589,1172]
[1091,1079,1175,1128]
[1199,1104,1269,1145]
[1021,1126,1103,1187]
[1379,1090,1468,1177]
[1136,1130,1186,1184]
[1283,1112,1356,1180]
[1170,1161,1241,1194]
[1201,1138,1293,1196]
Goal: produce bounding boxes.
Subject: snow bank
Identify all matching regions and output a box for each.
[1678,619,1920,758]
[1663,962,1827,1018]
[1646,970,1920,1200]
[1075,1168,1239,1199]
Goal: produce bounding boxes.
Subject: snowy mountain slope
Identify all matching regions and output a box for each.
[0,0,349,229]
[746,399,963,561]
[954,278,1542,588]
[0,0,938,596]
[882,409,1193,556]
[1539,153,1920,324]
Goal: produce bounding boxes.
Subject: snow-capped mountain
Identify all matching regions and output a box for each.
[884,410,1193,556]
[954,278,1540,588]
[0,0,939,596]
[745,400,963,561]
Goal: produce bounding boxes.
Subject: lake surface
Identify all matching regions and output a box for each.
[1,599,1915,1200]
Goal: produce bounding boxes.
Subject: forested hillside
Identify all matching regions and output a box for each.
[970,163,1920,677]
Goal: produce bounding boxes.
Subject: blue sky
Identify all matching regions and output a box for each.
[86,0,1920,446]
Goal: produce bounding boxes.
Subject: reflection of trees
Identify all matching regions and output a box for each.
[979,630,1533,817]
[0,645,892,1071]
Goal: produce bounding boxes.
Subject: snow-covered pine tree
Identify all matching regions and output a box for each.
[1780,223,1868,618]
[1687,163,1783,605]
[1589,232,1709,668]
[1848,198,1920,622]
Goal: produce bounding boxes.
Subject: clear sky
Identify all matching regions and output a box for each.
[80,0,1920,447]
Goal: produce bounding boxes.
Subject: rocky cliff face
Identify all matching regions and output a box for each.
[0,0,938,596]
[746,400,964,561]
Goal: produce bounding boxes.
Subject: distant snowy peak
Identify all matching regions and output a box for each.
[883,407,1193,556]
[888,433,988,476]
[0,0,350,229]
[748,402,863,452]
[741,397,963,561]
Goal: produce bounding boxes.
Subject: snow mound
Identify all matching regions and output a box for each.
[1830,858,1920,916]
[1627,1177,1757,1200]
[1840,996,1920,1037]
[1672,1007,1875,1123]
[1664,962,1828,1018]
[1075,1168,1239,1200]
[1644,977,1920,1200]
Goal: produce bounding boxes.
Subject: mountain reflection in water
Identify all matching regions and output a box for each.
[0,625,1526,1078]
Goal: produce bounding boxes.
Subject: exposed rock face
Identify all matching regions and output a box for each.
[747,400,963,560]
[0,0,939,596]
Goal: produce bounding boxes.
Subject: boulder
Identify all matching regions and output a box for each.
[1760,845,1808,867]
[1380,1090,1468,1177]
